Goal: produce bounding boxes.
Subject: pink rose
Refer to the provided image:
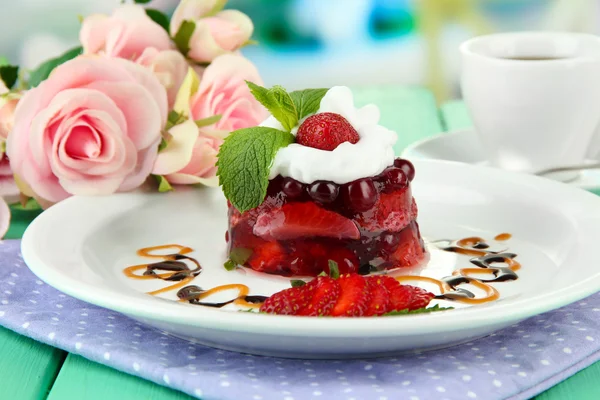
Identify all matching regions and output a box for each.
[0,157,19,205]
[152,119,222,186]
[6,56,167,203]
[136,48,188,108]
[170,0,253,63]
[170,0,225,31]
[80,4,172,60]
[190,54,268,133]
[0,196,9,239]
[153,54,267,185]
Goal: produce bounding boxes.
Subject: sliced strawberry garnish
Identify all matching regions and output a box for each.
[406,286,436,310]
[383,277,434,312]
[296,112,360,151]
[330,274,371,317]
[253,202,360,241]
[364,275,395,316]
[260,284,315,315]
[297,276,340,316]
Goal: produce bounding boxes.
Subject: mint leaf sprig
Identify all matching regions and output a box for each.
[383,304,454,316]
[216,84,328,212]
[216,127,294,212]
[246,82,328,132]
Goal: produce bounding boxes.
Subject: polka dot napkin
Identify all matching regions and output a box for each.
[0,239,599,400]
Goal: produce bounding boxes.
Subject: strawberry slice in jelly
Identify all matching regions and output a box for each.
[253,202,360,241]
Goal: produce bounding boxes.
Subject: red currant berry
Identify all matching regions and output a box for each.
[282,177,304,199]
[308,181,339,204]
[342,178,378,212]
[393,158,415,181]
[267,175,284,196]
[384,167,408,190]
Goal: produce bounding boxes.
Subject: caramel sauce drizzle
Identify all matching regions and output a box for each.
[394,233,516,304]
[123,233,517,309]
[123,245,266,308]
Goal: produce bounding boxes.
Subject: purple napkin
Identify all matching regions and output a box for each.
[0,239,598,400]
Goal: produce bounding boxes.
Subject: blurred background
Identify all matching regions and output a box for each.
[1,0,599,103]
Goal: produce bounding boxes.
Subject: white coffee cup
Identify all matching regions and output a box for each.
[460,32,600,180]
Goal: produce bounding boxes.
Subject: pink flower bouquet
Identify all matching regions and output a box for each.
[0,0,268,239]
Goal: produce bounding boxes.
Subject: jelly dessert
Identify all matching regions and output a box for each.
[217,85,426,277]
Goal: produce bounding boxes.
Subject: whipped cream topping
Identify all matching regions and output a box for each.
[261,86,398,184]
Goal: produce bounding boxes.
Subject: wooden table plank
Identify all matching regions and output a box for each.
[0,327,65,400]
[353,85,444,152]
[47,355,194,400]
[44,86,447,400]
[439,100,600,400]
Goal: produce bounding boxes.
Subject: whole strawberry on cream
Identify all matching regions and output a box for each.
[217,84,425,277]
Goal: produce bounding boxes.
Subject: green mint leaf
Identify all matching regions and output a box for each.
[224,259,237,271]
[290,280,306,288]
[318,271,327,277]
[229,247,252,265]
[289,88,328,119]
[328,260,340,279]
[29,46,82,87]
[174,20,196,55]
[145,9,170,32]
[195,115,221,128]
[246,82,298,131]
[216,127,295,212]
[383,304,454,317]
[154,175,173,193]
[158,137,168,152]
[0,65,18,89]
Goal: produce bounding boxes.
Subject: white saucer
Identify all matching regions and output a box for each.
[402,129,600,191]
[20,160,600,359]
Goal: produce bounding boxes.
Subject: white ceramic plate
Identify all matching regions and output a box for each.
[21,160,600,359]
[402,129,600,190]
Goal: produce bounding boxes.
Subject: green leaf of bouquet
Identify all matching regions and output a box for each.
[216,126,295,212]
[289,88,328,119]
[195,114,221,128]
[154,175,173,193]
[383,304,454,316]
[134,0,152,3]
[29,46,82,88]
[158,137,168,152]
[145,8,170,32]
[328,260,340,279]
[0,56,9,67]
[173,20,196,55]
[246,82,298,131]
[166,110,187,130]
[0,65,19,89]
[10,197,41,211]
